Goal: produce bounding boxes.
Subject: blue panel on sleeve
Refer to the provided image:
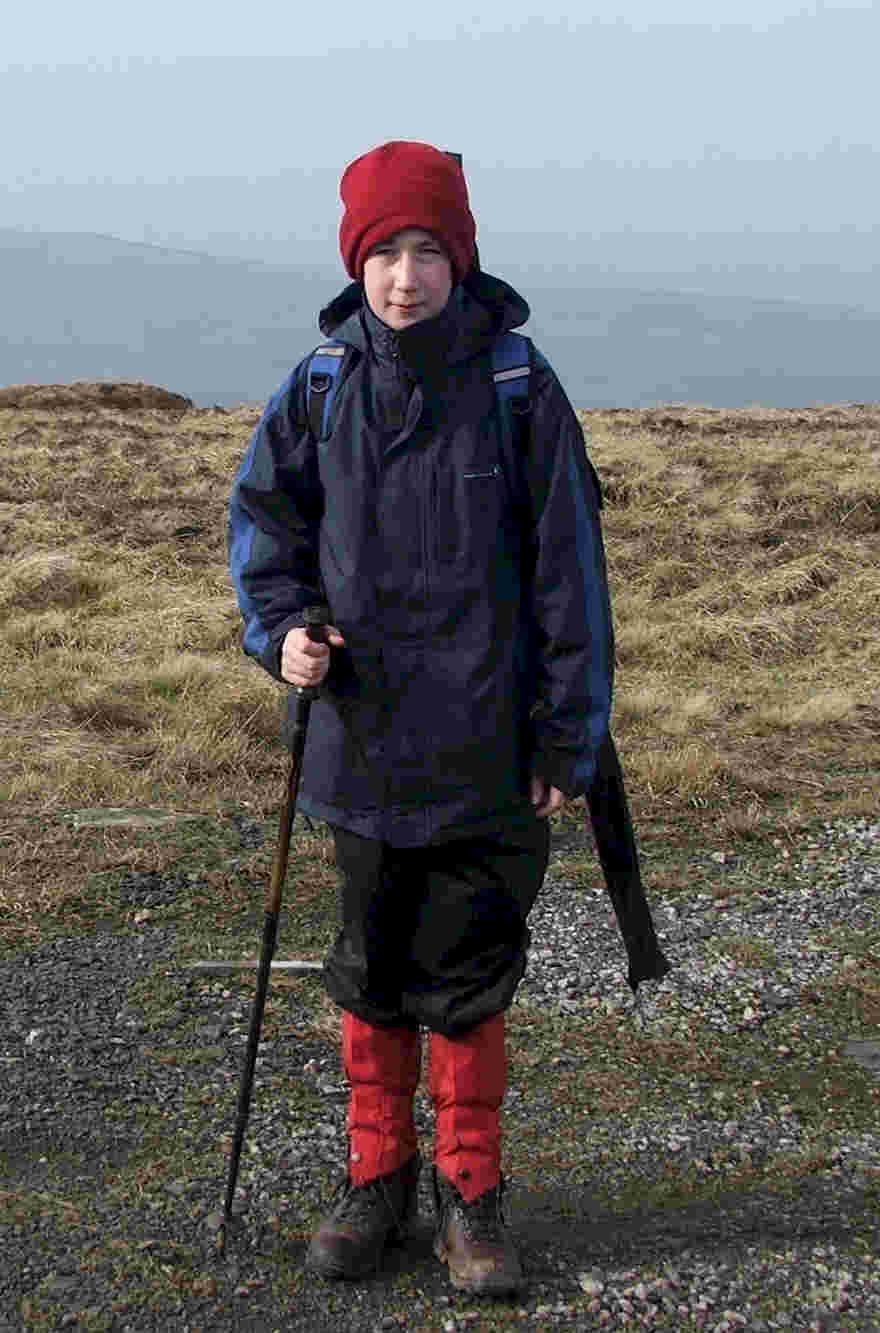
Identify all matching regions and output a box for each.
[567,448,613,788]
[228,430,270,661]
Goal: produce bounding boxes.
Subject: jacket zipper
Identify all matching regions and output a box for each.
[424,457,435,611]
[463,464,502,480]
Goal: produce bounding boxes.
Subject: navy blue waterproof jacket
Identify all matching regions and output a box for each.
[228,270,614,846]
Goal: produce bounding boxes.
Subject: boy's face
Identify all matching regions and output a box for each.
[363,228,454,330]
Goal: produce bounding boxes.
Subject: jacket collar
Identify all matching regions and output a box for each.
[361,296,461,377]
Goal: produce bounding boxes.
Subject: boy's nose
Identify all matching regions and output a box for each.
[393,254,417,287]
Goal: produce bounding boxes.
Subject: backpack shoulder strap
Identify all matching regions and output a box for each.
[306,341,357,440]
[491,331,533,512]
[492,333,604,513]
[491,331,532,407]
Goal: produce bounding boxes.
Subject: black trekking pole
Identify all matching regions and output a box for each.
[218,605,329,1252]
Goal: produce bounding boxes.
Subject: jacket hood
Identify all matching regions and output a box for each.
[317,270,531,369]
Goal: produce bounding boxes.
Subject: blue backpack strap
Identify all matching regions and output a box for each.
[491,331,533,514]
[492,331,603,513]
[306,341,354,440]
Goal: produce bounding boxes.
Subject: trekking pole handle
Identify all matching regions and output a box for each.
[295,604,331,701]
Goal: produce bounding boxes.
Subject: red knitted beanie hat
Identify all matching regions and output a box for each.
[339,141,477,284]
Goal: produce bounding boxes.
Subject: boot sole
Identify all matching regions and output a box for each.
[307,1216,416,1281]
[306,1248,383,1281]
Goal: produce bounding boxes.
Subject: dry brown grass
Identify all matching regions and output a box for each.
[586,403,880,832]
[1,387,879,929]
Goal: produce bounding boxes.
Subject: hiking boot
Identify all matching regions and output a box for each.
[432,1168,522,1296]
[306,1153,421,1280]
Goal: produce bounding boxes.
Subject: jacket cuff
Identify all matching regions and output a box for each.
[264,613,310,682]
[531,741,593,800]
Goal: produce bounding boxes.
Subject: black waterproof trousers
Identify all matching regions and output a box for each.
[324,813,550,1037]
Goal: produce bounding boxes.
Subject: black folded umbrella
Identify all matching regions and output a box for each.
[586,733,671,992]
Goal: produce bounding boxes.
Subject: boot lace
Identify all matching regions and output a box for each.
[443,1179,506,1243]
[328,1174,402,1231]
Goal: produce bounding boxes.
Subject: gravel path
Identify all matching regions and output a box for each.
[1,818,878,1331]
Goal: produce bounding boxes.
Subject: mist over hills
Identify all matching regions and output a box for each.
[2,227,878,410]
[1,229,330,410]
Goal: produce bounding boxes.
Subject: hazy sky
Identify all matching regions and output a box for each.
[3,1,878,292]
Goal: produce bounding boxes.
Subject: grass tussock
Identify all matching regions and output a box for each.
[1,387,879,927]
[0,551,110,612]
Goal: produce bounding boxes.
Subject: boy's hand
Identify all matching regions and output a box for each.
[530,775,566,818]
[281,625,345,688]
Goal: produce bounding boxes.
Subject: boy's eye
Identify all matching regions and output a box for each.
[368,242,445,264]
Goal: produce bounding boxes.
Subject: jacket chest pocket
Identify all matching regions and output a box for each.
[433,457,511,568]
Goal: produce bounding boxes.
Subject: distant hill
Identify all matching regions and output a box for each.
[0,229,331,409]
[2,228,878,409]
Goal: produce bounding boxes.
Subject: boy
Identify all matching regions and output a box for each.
[229,141,657,1295]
